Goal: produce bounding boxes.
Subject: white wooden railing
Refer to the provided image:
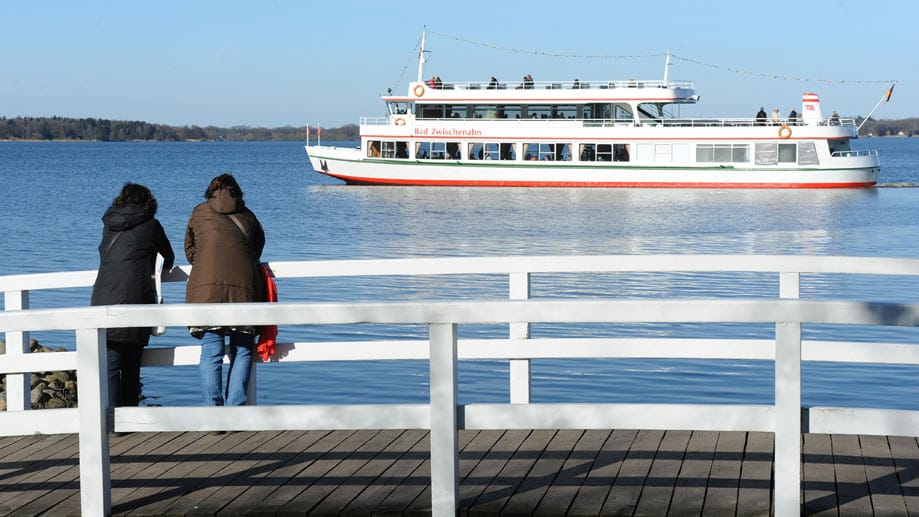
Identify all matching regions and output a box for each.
[4,255,919,516]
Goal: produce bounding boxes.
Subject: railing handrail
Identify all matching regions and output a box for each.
[360,116,858,128]
[4,254,919,293]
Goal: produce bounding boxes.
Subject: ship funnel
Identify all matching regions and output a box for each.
[801,92,824,126]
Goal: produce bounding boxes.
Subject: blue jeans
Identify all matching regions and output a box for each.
[199,331,254,406]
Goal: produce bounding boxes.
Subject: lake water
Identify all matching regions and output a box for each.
[2,138,919,409]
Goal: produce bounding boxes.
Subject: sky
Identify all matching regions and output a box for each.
[1,0,914,129]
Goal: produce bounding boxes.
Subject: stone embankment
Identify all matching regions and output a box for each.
[0,339,78,411]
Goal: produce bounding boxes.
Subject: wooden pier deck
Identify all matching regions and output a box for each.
[1,429,918,516]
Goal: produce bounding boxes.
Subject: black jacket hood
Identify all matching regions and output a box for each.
[102,204,150,231]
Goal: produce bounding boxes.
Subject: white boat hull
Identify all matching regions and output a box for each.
[307,145,878,188]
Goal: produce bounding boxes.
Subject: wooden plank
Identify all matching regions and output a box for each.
[889,435,919,515]
[701,431,745,515]
[861,434,908,515]
[803,432,838,516]
[500,429,583,513]
[315,429,425,513]
[0,434,79,514]
[832,433,872,515]
[339,429,428,513]
[158,430,292,515]
[389,429,483,514]
[468,429,556,513]
[534,429,609,515]
[453,429,529,509]
[568,429,634,515]
[0,434,78,509]
[602,429,664,515]
[277,429,402,514]
[219,430,354,517]
[670,430,717,515]
[48,431,207,516]
[737,431,772,515]
[112,431,256,516]
[634,429,691,516]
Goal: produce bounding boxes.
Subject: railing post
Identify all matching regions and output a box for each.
[509,272,530,404]
[775,272,801,516]
[429,323,458,515]
[76,327,111,517]
[3,290,31,411]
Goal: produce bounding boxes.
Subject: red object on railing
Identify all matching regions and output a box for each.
[257,263,278,361]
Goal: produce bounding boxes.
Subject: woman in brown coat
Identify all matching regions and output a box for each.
[185,173,265,405]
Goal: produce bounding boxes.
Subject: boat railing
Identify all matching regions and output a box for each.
[832,149,878,158]
[420,79,695,91]
[362,115,858,129]
[5,254,919,516]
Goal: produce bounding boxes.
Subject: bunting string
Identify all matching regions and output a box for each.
[427,30,897,85]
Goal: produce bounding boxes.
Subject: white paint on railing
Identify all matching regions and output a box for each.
[509,271,530,404]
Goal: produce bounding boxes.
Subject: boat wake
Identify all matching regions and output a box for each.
[878,182,919,188]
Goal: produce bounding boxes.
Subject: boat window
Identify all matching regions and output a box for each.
[597,144,613,161]
[415,141,461,159]
[381,141,396,158]
[614,144,630,162]
[367,140,382,158]
[755,143,778,165]
[778,143,797,163]
[828,139,850,156]
[523,143,571,161]
[387,101,410,115]
[584,104,612,120]
[614,104,634,123]
[472,104,521,119]
[524,105,577,119]
[798,142,819,165]
[417,104,468,119]
[696,144,749,163]
[367,140,408,159]
[468,142,516,160]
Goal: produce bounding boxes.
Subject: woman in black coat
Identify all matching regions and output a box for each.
[91,183,174,407]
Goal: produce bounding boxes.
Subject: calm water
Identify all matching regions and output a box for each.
[2,138,919,408]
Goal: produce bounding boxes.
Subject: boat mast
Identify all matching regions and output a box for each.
[663,50,671,85]
[416,30,426,84]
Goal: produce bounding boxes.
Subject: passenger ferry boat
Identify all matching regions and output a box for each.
[306,35,879,188]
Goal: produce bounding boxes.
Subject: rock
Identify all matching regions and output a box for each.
[30,382,47,406]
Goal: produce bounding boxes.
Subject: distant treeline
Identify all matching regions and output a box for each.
[860,117,919,137]
[2,115,917,141]
[0,116,359,142]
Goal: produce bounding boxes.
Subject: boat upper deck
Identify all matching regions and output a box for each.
[384,78,698,104]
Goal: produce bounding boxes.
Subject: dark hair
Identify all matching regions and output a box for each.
[113,183,157,216]
[204,173,243,199]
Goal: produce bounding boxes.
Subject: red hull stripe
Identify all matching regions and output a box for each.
[319,170,875,189]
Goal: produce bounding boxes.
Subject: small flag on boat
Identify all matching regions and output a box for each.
[317,124,321,136]
[306,124,310,136]
[885,84,895,103]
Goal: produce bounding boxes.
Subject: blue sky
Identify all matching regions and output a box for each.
[2,0,913,128]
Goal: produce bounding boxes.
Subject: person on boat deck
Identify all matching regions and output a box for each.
[185,173,266,407]
[91,183,175,408]
[426,76,436,88]
[755,107,767,125]
[572,79,580,89]
[830,111,840,125]
[488,76,498,89]
[788,108,798,126]
[771,108,782,125]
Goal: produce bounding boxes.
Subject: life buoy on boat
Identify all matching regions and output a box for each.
[778,125,792,139]
[413,84,425,97]
[394,117,406,126]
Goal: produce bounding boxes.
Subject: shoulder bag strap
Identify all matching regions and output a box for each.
[102,231,122,258]
[226,213,250,242]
